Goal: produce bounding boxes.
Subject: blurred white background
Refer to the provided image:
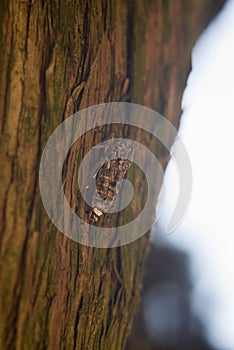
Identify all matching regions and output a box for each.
[155,0,234,349]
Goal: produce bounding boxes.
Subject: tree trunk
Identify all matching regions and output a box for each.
[0,1,224,349]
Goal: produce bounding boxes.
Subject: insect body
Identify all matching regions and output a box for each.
[88,140,135,224]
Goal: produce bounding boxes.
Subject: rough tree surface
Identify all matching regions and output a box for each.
[0,1,224,349]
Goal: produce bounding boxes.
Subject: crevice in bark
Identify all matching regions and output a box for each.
[126,0,134,102]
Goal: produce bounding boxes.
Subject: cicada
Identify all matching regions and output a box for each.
[88,139,135,224]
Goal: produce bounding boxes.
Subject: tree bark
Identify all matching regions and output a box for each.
[0,1,224,349]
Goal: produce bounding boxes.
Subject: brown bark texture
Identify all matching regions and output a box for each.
[0,1,224,349]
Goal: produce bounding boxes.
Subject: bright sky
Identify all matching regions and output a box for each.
[155,1,234,349]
